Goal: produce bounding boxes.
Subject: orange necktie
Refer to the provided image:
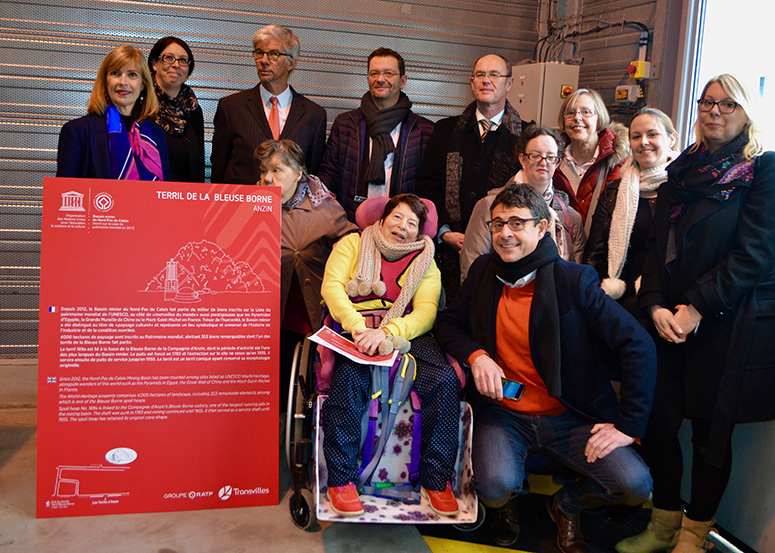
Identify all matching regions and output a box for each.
[269,96,280,140]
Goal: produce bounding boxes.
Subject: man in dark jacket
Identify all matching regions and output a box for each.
[435,184,656,552]
[417,54,525,299]
[211,25,326,183]
[316,48,434,222]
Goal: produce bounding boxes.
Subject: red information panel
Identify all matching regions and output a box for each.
[37,177,280,517]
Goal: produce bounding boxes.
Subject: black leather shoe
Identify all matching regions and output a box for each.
[547,497,589,553]
[490,498,520,547]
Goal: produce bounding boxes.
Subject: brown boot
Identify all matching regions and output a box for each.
[615,508,683,553]
[671,516,715,553]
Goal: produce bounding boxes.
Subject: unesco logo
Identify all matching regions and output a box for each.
[93,192,114,212]
[218,485,232,501]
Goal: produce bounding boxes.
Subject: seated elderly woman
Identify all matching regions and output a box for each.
[254,139,356,408]
[57,44,169,180]
[460,124,585,282]
[320,193,461,518]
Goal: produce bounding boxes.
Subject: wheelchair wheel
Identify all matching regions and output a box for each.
[289,487,316,530]
[452,501,485,532]
[285,340,304,472]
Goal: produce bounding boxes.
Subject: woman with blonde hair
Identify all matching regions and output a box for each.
[57,44,169,180]
[585,107,680,317]
[624,74,775,553]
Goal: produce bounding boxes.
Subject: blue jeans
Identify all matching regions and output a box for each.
[473,402,652,517]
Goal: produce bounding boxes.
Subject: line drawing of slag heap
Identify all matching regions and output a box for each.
[144,240,265,302]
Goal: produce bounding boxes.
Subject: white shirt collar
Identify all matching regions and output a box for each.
[497,269,537,288]
[260,84,292,107]
[475,107,505,127]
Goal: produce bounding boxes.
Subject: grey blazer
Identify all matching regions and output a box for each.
[210,85,327,184]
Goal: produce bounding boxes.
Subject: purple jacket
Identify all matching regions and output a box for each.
[317,108,434,221]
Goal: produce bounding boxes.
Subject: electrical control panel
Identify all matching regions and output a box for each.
[507,62,580,127]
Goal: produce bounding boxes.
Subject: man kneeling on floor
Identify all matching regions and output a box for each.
[435,184,656,552]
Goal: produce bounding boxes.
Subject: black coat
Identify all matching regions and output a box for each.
[639,149,775,459]
[584,178,658,318]
[435,252,656,439]
[163,104,205,183]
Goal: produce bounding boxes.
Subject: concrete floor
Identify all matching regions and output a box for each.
[0,360,435,553]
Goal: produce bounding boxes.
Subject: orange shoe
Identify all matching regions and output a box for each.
[422,483,459,516]
[327,482,364,517]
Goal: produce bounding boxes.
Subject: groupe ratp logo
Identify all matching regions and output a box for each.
[218,485,270,501]
[163,490,214,500]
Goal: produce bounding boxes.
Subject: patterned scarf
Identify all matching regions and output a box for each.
[106,106,164,181]
[445,101,521,227]
[282,175,335,209]
[670,134,754,204]
[154,81,200,135]
[346,222,434,328]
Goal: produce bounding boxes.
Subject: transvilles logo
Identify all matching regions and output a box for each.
[218,485,232,500]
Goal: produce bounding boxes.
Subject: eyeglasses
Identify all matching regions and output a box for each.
[486,216,540,233]
[159,54,190,67]
[472,71,511,81]
[368,71,401,79]
[697,99,739,114]
[253,49,290,61]
[563,108,596,119]
[524,152,561,165]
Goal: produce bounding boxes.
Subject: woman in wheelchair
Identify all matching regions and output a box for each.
[320,193,461,517]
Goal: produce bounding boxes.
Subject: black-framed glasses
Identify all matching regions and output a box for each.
[252,49,290,61]
[524,152,561,165]
[697,99,739,114]
[472,71,511,81]
[159,54,190,67]
[486,216,540,233]
[563,108,596,119]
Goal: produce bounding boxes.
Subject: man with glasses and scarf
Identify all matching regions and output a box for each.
[211,24,326,183]
[435,184,656,552]
[317,48,434,222]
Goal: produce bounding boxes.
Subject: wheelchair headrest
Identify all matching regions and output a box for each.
[355,197,438,238]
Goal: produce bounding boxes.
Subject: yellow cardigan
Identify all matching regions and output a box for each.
[320,233,441,340]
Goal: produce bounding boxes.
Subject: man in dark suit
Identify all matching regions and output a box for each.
[417,54,524,299]
[210,24,326,184]
[435,184,656,552]
[316,47,434,222]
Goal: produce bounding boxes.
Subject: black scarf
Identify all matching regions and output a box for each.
[359,91,412,190]
[493,233,559,284]
[154,81,200,135]
[473,235,562,396]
